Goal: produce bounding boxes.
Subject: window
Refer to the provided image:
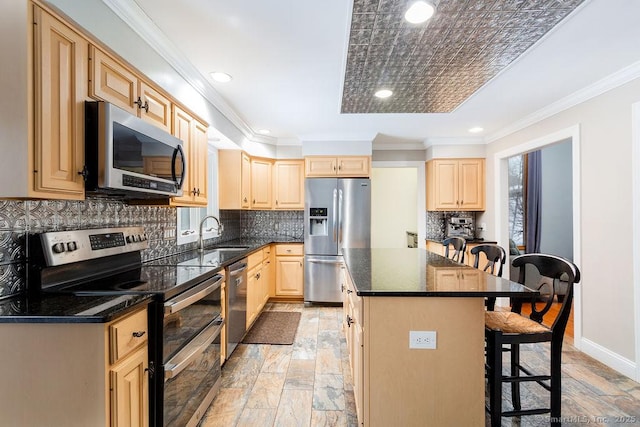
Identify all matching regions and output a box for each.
[508,154,525,247]
[176,146,220,245]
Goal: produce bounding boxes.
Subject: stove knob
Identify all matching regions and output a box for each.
[66,241,78,252]
[126,235,134,243]
[52,243,66,254]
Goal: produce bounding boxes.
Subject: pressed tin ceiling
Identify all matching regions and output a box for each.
[342,0,586,114]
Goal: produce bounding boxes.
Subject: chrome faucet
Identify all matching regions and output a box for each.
[198,215,224,252]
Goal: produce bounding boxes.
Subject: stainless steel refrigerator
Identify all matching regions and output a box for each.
[304,178,371,303]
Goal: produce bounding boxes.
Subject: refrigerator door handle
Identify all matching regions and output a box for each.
[332,188,338,242]
[338,189,343,246]
[307,259,344,265]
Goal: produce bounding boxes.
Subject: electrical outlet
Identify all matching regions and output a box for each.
[409,331,437,349]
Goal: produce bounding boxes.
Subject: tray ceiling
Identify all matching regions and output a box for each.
[342,0,586,114]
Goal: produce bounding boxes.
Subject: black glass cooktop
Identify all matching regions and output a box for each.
[48,264,221,301]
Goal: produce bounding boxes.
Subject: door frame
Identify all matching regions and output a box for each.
[492,124,582,348]
[632,102,640,381]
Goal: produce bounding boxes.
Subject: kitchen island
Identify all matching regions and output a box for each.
[341,248,536,427]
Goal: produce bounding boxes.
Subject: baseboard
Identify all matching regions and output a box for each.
[579,337,637,381]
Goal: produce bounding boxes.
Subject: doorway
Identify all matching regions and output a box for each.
[494,125,582,347]
[370,162,425,248]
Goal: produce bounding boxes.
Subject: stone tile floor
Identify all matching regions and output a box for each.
[200,302,640,427]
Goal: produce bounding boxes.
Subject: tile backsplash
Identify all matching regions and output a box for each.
[0,199,303,299]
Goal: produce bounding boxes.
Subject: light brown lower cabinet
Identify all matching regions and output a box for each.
[341,269,485,426]
[247,247,271,328]
[0,306,149,427]
[274,244,304,298]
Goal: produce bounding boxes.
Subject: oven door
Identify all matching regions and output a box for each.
[162,273,223,361]
[163,317,223,427]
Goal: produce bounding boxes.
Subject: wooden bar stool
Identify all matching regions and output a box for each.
[442,236,466,263]
[484,253,580,427]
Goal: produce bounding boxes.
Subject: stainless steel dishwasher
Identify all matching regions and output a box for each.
[226,258,248,357]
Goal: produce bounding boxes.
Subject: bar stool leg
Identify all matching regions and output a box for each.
[511,343,521,411]
[487,332,503,427]
[550,340,563,426]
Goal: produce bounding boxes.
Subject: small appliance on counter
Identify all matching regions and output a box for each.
[446,216,475,240]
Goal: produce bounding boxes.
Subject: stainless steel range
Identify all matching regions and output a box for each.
[28,227,224,427]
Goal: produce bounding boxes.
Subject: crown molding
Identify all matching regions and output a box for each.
[486,59,640,143]
[425,137,484,147]
[100,0,274,145]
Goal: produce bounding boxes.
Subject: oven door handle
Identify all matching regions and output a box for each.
[164,317,224,380]
[164,274,223,315]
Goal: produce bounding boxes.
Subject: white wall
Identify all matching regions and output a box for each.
[540,140,573,260]
[481,76,640,374]
[371,168,418,248]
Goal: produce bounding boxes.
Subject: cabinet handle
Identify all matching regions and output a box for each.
[243,197,248,203]
[461,200,463,205]
[132,331,146,338]
[338,164,342,170]
[346,315,354,327]
[253,199,256,204]
[78,165,89,181]
[341,284,345,292]
[196,188,201,196]
[299,261,302,267]
[333,165,336,171]
[134,97,150,113]
[275,200,278,205]
[256,273,261,279]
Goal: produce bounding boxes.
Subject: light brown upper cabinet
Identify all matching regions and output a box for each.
[31,6,87,200]
[219,150,252,209]
[273,160,305,209]
[170,106,208,206]
[251,157,273,209]
[305,156,370,177]
[426,158,485,211]
[89,47,172,133]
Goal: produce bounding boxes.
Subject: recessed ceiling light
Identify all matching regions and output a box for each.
[468,127,484,133]
[257,129,271,135]
[374,89,393,99]
[210,72,232,83]
[404,1,436,24]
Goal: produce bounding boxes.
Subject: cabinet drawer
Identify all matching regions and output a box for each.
[109,309,148,364]
[276,244,303,256]
[248,250,264,270]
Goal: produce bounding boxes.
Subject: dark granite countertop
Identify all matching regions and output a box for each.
[0,294,151,324]
[0,238,301,323]
[342,248,536,298]
[146,238,304,268]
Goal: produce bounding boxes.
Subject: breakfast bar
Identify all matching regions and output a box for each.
[340,248,536,427]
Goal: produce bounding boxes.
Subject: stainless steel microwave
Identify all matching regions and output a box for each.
[84,101,185,198]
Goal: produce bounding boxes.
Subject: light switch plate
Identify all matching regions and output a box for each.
[409,331,437,349]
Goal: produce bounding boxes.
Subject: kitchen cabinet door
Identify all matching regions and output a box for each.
[337,156,370,177]
[304,156,337,176]
[138,81,172,133]
[171,106,208,206]
[251,157,273,209]
[275,255,304,297]
[110,345,149,427]
[90,46,138,115]
[219,150,252,209]
[458,159,484,210]
[273,160,304,209]
[32,6,87,199]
